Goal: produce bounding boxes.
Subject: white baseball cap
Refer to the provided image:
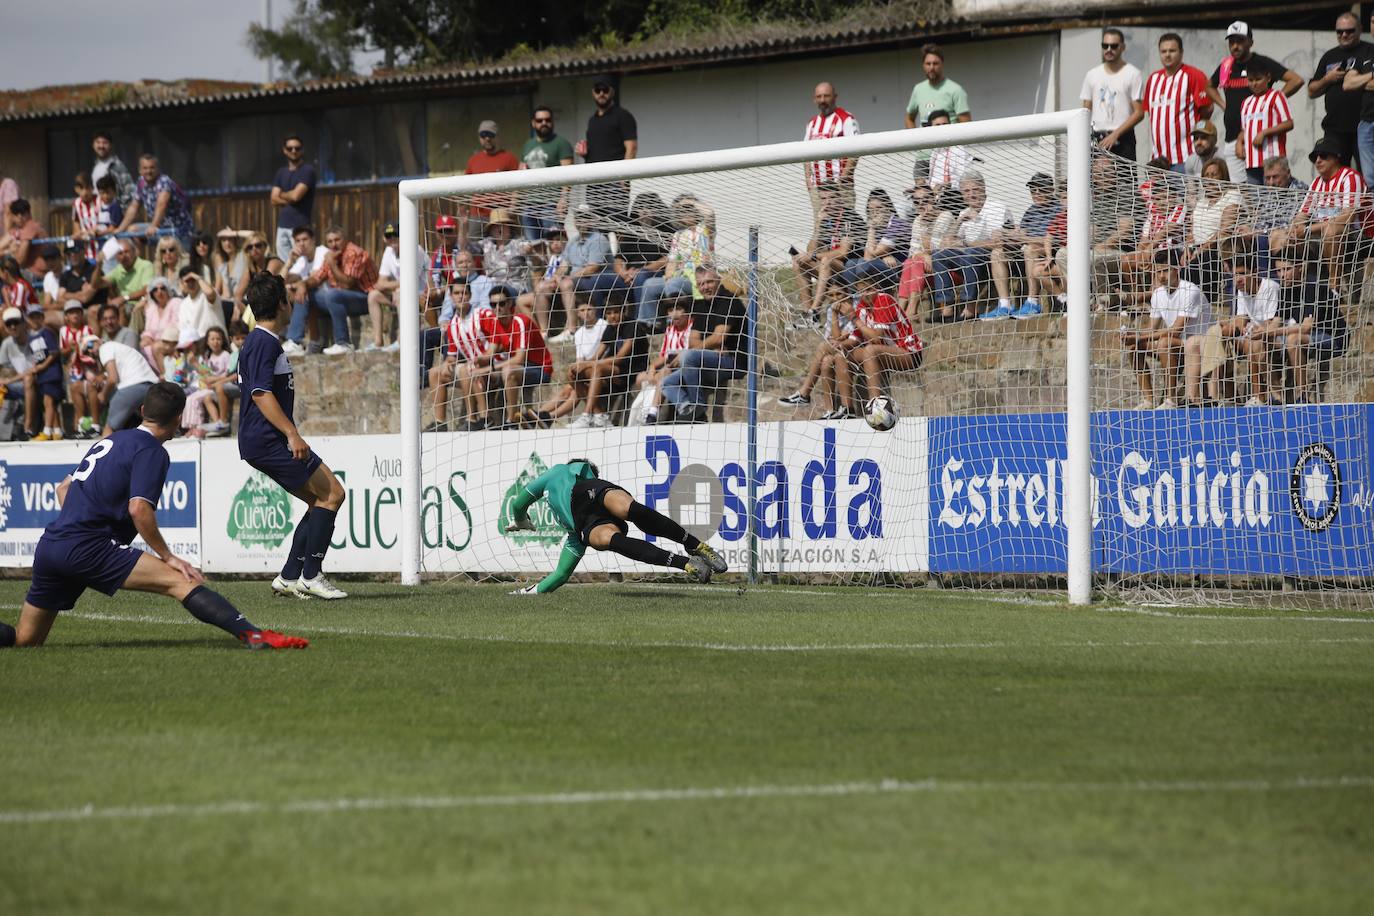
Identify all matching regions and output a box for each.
[1226,21,1252,40]
[2,306,21,323]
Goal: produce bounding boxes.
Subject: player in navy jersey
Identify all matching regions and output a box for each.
[237,271,348,599]
[0,382,308,649]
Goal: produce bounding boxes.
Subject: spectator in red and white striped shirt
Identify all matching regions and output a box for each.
[427,277,496,432]
[70,173,102,262]
[1237,69,1293,184]
[1142,33,1214,170]
[1292,136,1369,293]
[803,82,860,232]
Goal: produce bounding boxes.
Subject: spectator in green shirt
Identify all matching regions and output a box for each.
[100,238,155,321]
[904,43,972,129]
[519,105,576,241]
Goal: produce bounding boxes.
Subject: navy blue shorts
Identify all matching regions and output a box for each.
[38,379,64,402]
[26,534,143,612]
[245,446,323,494]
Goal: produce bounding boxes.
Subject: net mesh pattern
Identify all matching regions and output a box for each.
[410,134,1373,607]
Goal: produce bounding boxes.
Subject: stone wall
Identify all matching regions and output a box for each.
[291,315,1374,435]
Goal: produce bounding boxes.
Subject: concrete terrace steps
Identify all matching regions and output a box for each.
[288,315,1374,436]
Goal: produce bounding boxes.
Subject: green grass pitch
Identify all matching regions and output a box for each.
[1,580,1372,915]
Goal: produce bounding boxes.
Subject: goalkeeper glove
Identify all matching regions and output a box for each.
[508,584,539,596]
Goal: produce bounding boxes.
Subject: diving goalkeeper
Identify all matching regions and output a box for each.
[504,459,727,594]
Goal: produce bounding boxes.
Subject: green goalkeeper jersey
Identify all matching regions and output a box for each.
[507,460,599,593]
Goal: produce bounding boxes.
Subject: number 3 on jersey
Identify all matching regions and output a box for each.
[71,439,114,482]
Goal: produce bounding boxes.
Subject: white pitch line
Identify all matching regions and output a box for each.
[1100,606,1374,625]
[60,611,1374,653]
[2,775,1371,826]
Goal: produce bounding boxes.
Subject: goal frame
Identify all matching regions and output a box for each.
[397,108,1094,602]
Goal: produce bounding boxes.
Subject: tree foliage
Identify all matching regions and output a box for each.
[247,0,866,80]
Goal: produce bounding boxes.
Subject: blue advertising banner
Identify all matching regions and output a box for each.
[928,406,1374,576]
[0,440,201,566]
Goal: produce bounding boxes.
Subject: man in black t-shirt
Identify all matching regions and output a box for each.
[1209,22,1301,183]
[1310,12,1369,167]
[578,75,638,222]
[1342,11,1374,185]
[57,239,106,323]
[660,268,748,423]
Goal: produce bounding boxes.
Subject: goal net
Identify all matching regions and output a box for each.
[397,111,1374,609]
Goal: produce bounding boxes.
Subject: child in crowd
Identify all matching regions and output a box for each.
[778,285,861,418]
[634,295,699,424]
[1237,67,1293,187]
[94,175,123,237]
[185,326,233,437]
[59,302,102,438]
[24,305,64,440]
[534,297,605,425]
[209,321,248,431]
[70,174,101,261]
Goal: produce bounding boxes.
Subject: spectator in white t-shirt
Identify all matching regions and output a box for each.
[91,336,160,434]
[370,220,427,353]
[1081,28,1145,160]
[924,110,973,191]
[283,224,329,354]
[535,297,607,425]
[931,171,1013,321]
[1120,247,1212,408]
[1219,255,1282,404]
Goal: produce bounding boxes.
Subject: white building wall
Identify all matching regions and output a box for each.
[538,34,1060,157]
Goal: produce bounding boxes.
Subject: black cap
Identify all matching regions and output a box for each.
[64,237,80,251]
[383,221,398,237]
[1027,172,1054,190]
[591,74,614,89]
[1309,136,1344,162]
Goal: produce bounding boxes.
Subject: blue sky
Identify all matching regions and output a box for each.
[2,0,380,91]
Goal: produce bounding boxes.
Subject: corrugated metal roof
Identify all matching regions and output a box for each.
[0,0,1343,124]
[0,16,967,124]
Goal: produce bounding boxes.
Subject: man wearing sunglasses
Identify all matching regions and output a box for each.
[518,106,574,241]
[577,75,638,220]
[271,135,317,264]
[1341,12,1374,185]
[1080,28,1144,160]
[462,121,519,236]
[1310,13,1368,171]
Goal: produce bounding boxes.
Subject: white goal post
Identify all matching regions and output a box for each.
[396,109,1095,601]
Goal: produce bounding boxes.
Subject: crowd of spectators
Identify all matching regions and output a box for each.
[1,21,1369,440]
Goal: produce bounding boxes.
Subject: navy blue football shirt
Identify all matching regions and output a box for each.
[236,326,295,458]
[47,428,169,545]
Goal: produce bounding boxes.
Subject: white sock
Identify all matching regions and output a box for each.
[1024,297,1039,306]
[998,298,1011,310]
[45,426,54,436]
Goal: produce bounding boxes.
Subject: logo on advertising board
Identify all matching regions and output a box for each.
[226,471,294,549]
[0,460,11,530]
[1290,443,1341,532]
[497,452,564,547]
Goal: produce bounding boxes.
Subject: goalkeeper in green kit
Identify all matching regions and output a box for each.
[504,459,727,594]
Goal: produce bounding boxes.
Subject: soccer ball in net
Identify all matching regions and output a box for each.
[864,397,898,432]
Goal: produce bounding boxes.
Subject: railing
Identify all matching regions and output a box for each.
[44,177,422,257]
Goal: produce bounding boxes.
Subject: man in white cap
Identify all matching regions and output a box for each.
[463,120,519,237]
[0,305,36,439]
[1209,22,1302,182]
